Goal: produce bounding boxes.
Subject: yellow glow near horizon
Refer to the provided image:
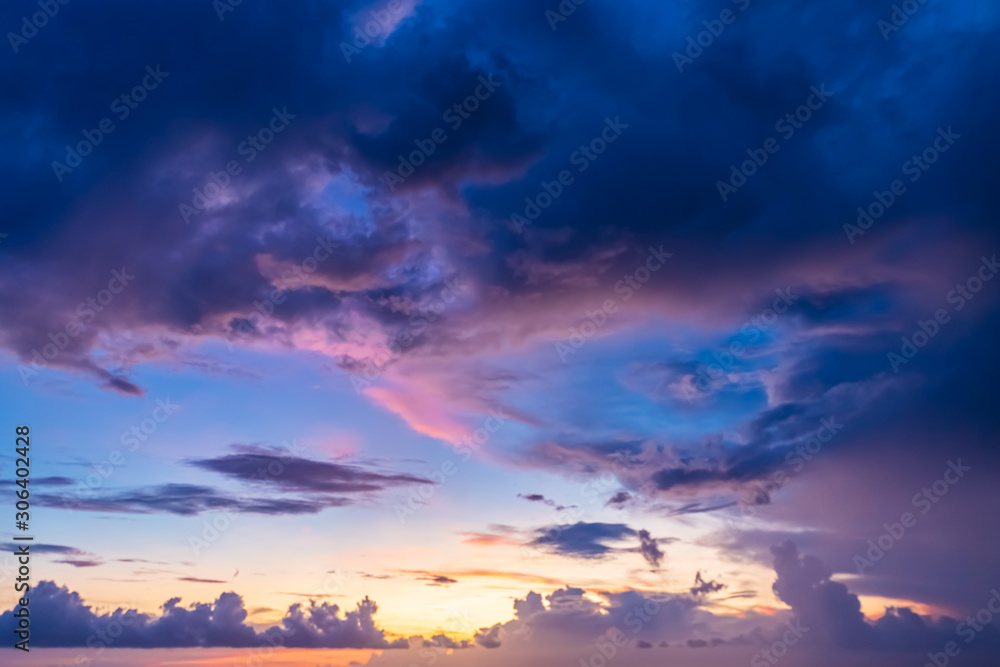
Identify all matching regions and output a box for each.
[8,513,790,641]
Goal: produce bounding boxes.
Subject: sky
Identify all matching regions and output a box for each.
[1,0,1000,665]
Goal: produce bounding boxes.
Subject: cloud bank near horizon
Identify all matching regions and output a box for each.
[5,541,998,656]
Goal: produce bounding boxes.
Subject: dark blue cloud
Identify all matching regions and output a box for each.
[188,444,432,493]
[530,521,635,558]
[1,0,999,650]
[35,483,347,516]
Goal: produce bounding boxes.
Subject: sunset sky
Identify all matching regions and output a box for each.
[2,0,1000,665]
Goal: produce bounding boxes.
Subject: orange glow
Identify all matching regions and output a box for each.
[165,648,383,666]
[858,595,939,620]
[751,605,779,616]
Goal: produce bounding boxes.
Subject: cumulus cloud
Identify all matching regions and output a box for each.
[474,624,503,649]
[424,634,473,649]
[768,541,1000,651]
[2,0,1000,653]
[6,548,998,656]
[419,546,1000,654]
[464,580,733,650]
[770,539,873,647]
[0,581,418,649]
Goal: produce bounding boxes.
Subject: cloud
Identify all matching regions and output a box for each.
[0,543,104,568]
[637,529,664,569]
[529,522,635,559]
[606,491,632,508]
[528,522,673,568]
[768,540,1000,651]
[0,0,993,413]
[188,444,432,493]
[2,0,1000,648]
[0,581,416,649]
[0,476,74,488]
[690,572,726,596]
[667,501,737,516]
[1,543,85,555]
[6,544,998,656]
[36,446,436,518]
[35,483,348,516]
[517,493,573,510]
[769,539,873,647]
[462,577,740,650]
[424,634,473,649]
[393,568,566,587]
[280,596,409,649]
[401,568,576,588]
[474,623,503,649]
[54,559,103,568]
